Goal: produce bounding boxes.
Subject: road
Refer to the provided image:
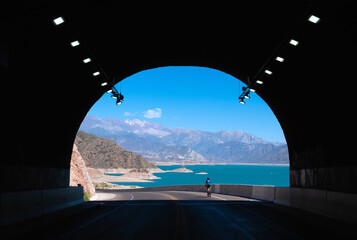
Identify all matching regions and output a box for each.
[3,190,354,239]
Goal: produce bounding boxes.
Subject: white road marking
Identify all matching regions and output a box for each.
[90,193,116,201]
[129,193,134,200]
[211,195,228,201]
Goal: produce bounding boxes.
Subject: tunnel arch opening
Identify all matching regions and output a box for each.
[72,66,289,193]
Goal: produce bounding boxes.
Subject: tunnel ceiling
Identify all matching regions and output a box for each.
[50,1,313,80]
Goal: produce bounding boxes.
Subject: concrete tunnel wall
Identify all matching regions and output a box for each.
[0,1,356,221]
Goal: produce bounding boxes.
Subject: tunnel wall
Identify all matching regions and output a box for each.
[0,186,84,226]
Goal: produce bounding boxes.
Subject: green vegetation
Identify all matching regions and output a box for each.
[83,191,91,201]
[94,182,110,188]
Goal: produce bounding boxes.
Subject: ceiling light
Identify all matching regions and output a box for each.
[250,88,256,93]
[244,94,250,99]
[276,56,284,62]
[93,71,100,76]
[289,39,299,46]
[101,82,108,86]
[83,58,91,63]
[256,80,263,84]
[239,99,245,104]
[70,41,80,47]
[53,17,64,25]
[308,15,320,24]
[265,70,272,75]
[107,89,113,93]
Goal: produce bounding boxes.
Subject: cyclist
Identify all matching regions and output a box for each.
[205,177,212,197]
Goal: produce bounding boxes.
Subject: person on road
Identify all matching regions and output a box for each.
[205,177,211,188]
[205,177,212,197]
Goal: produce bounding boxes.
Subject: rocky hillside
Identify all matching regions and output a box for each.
[70,144,96,197]
[75,131,157,169]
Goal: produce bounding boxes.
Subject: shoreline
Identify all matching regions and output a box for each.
[153,162,289,166]
[89,164,289,189]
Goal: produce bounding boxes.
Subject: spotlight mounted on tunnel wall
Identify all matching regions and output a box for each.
[107,83,125,106]
[239,85,252,104]
[116,93,124,105]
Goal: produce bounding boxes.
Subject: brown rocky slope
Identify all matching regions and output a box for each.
[75,131,157,169]
[70,144,96,197]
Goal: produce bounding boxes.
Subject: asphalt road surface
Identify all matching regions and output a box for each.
[3,190,355,240]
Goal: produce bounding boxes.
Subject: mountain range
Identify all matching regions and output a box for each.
[79,115,289,164]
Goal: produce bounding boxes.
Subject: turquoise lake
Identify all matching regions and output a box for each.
[111,165,289,188]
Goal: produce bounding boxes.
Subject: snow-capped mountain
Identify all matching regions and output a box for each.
[79,115,288,164]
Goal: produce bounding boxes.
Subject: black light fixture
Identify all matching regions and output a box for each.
[116,93,124,105]
[239,84,252,104]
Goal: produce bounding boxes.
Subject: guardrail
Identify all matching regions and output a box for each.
[119,184,357,225]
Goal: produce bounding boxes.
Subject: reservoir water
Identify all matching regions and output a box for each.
[112,165,289,188]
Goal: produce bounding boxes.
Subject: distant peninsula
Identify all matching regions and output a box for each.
[165,167,193,173]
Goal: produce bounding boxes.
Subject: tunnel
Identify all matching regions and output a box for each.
[1,0,356,234]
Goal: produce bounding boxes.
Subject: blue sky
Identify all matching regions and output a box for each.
[87,66,286,143]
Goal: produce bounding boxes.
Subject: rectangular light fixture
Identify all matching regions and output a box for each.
[250,88,256,93]
[289,39,299,46]
[70,41,80,47]
[265,70,272,75]
[101,82,108,86]
[53,17,64,25]
[308,15,320,24]
[93,71,100,76]
[276,56,284,62]
[256,80,263,84]
[83,58,91,63]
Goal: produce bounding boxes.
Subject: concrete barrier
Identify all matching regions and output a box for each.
[0,186,84,226]
[119,184,357,224]
[274,187,357,225]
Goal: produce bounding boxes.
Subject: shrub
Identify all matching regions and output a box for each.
[83,191,91,201]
